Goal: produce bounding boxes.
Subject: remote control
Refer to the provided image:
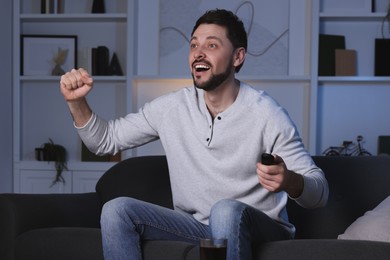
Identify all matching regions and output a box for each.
[261,153,276,165]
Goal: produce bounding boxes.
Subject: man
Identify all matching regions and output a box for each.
[60,9,328,260]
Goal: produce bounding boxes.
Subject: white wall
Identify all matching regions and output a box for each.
[0,0,13,192]
[134,0,314,155]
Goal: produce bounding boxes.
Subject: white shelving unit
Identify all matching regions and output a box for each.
[314,0,390,155]
[12,0,134,193]
[13,0,390,193]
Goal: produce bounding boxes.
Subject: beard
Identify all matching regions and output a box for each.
[192,60,233,92]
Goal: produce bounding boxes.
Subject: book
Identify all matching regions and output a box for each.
[335,49,357,76]
[92,46,109,75]
[318,34,346,76]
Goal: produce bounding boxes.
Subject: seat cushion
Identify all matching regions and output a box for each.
[15,227,200,260]
[15,227,103,260]
[142,240,198,260]
[254,239,390,260]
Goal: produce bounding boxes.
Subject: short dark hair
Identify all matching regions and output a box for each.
[191,9,247,72]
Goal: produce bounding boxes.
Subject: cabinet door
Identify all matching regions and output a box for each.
[19,169,72,193]
[72,171,105,193]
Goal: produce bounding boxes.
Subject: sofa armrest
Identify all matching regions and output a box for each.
[0,192,101,260]
[254,239,390,260]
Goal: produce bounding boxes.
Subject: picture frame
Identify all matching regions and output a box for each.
[21,35,77,76]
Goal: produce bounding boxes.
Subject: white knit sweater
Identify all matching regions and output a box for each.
[77,82,328,234]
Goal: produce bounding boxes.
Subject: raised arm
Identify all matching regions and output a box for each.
[60,68,94,127]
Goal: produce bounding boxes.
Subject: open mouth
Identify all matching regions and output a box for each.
[194,64,210,72]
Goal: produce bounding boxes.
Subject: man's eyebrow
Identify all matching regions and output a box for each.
[190,35,223,44]
[207,36,223,44]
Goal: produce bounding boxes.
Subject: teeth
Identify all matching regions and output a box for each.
[195,64,210,71]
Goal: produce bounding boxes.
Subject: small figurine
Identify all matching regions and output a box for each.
[51,47,69,76]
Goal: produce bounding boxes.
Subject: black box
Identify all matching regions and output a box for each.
[378,136,390,155]
[375,39,390,76]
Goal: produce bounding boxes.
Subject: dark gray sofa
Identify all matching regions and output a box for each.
[1,155,390,260]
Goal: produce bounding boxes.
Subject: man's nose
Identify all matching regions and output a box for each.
[193,47,205,60]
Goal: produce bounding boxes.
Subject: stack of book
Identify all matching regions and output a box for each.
[79,46,123,76]
[318,34,357,76]
[41,0,64,14]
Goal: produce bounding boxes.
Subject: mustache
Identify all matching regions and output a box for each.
[192,59,212,68]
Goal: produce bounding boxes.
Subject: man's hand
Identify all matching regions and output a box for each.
[256,154,303,198]
[60,68,93,102]
[59,68,94,127]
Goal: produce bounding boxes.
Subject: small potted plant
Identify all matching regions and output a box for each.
[36,138,68,187]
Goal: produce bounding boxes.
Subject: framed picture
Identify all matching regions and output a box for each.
[21,35,77,76]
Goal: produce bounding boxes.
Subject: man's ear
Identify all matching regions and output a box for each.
[233,47,246,68]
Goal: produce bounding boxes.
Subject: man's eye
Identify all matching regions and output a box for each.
[209,43,217,49]
[190,43,197,49]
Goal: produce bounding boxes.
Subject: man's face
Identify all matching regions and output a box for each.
[189,24,236,91]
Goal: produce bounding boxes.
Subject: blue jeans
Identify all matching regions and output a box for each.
[101,197,292,260]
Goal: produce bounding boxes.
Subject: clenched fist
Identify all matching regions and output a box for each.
[60,68,93,102]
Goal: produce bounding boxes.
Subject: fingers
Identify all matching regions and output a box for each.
[258,179,277,192]
[256,155,286,192]
[60,69,78,89]
[79,68,93,85]
[60,68,93,90]
[257,169,281,193]
[60,68,93,101]
[256,164,278,184]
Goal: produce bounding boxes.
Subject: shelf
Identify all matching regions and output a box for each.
[320,12,388,21]
[20,75,127,82]
[238,75,311,83]
[318,76,390,84]
[20,13,127,22]
[134,75,311,83]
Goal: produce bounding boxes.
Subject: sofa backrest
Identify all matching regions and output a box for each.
[96,155,390,240]
[288,156,390,239]
[95,155,173,209]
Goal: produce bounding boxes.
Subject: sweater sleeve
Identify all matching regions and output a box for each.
[75,87,184,156]
[261,97,329,209]
[76,105,160,156]
[293,168,329,208]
